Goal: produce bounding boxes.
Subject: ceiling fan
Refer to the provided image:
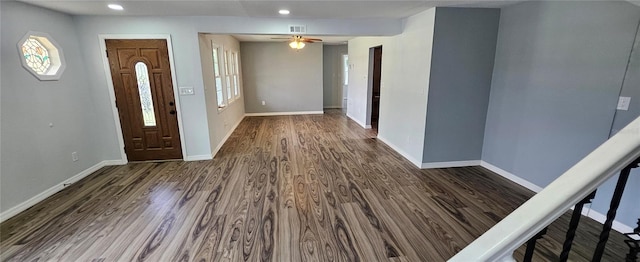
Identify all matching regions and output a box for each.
[271,35,322,49]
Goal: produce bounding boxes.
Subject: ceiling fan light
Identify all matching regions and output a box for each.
[108,4,124,10]
[289,41,298,49]
[298,42,305,49]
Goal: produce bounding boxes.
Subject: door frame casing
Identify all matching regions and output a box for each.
[366,45,382,128]
[99,34,187,163]
[365,47,374,127]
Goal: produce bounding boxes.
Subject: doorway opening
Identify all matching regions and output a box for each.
[368,45,382,131]
[342,54,349,111]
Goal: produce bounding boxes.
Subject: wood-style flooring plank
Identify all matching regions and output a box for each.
[0,109,630,262]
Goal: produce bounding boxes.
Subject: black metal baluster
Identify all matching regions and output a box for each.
[524,227,548,262]
[592,157,640,262]
[559,191,597,262]
[624,219,640,262]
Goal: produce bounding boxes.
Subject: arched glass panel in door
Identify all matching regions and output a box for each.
[135,62,156,126]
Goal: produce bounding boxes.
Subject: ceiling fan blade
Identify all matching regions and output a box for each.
[304,38,323,41]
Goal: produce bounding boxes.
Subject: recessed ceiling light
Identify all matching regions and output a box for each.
[108,4,124,11]
[279,9,290,15]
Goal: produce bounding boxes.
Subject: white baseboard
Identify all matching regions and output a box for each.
[323,106,342,109]
[480,160,544,192]
[480,160,632,233]
[245,111,324,116]
[346,113,370,129]
[421,160,481,169]
[184,154,213,161]
[376,135,422,168]
[103,159,127,166]
[583,208,634,233]
[0,160,124,223]
[212,115,245,158]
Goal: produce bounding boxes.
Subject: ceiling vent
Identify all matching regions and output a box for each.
[288,25,307,34]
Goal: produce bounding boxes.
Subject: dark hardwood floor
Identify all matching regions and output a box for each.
[0,110,629,261]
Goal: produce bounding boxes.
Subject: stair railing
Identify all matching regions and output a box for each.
[449,116,640,262]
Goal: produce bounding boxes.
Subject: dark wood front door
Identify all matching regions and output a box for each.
[106,39,182,161]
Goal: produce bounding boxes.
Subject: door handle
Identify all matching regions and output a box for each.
[169,101,175,106]
[169,110,176,115]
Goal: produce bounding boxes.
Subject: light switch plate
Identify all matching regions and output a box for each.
[179,87,194,96]
[617,96,631,110]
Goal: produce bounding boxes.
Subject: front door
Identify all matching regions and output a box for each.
[106,39,182,161]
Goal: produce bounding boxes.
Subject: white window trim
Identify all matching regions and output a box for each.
[223,49,233,103]
[17,31,66,81]
[213,44,242,112]
[212,42,227,111]
[232,51,241,100]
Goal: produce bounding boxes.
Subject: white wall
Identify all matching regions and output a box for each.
[198,34,246,158]
[1,2,105,214]
[241,42,324,113]
[346,37,387,127]
[347,8,436,166]
[323,44,348,108]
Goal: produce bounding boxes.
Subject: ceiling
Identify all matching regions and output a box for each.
[18,0,523,18]
[18,0,640,44]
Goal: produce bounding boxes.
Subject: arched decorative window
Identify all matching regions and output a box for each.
[18,31,66,81]
[135,62,156,127]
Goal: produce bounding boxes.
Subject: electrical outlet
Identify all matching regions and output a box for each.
[617,96,631,110]
[262,100,266,106]
[71,152,79,162]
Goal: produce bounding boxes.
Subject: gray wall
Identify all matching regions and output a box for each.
[1,2,103,212]
[74,15,211,160]
[594,22,640,228]
[241,42,323,113]
[422,7,500,163]
[3,5,402,216]
[72,15,402,161]
[198,34,246,157]
[610,22,640,137]
[482,1,640,226]
[323,44,348,108]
